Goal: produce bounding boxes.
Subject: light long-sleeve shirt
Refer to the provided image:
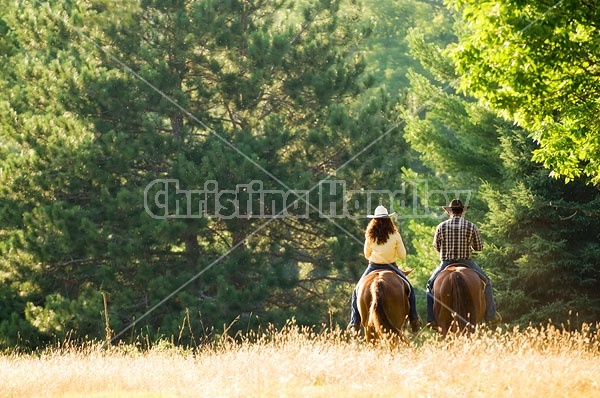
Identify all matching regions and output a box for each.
[364,231,406,264]
[433,215,483,260]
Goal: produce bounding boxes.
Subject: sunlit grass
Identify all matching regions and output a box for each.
[1,322,599,397]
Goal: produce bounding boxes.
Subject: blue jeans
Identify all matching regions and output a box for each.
[426,259,497,323]
[349,263,419,326]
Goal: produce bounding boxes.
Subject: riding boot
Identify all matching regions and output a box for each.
[349,289,361,326]
[426,285,435,324]
[407,287,417,320]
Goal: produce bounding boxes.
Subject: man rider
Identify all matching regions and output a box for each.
[426,199,501,328]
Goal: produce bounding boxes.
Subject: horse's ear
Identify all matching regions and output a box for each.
[402,268,414,276]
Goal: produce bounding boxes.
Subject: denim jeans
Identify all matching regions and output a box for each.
[349,263,419,326]
[425,259,497,323]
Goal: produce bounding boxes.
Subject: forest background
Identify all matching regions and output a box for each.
[0,0,598,349]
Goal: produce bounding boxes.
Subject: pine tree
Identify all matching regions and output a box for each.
[479,127,600,326]
[0,0,418,346]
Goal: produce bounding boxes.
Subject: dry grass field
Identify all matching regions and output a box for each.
[1,322,599,397]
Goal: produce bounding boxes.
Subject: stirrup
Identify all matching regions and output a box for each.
[426,321,439,330]
[410,317,422,333]
[346,324,360,334]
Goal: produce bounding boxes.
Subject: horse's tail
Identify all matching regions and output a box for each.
[451,271,476,332]
[369,277,402,337]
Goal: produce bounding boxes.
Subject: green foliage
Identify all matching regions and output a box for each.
[358,0,454,97]
[449,0,600,185]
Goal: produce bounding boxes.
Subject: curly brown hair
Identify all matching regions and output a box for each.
[365,217,398,245]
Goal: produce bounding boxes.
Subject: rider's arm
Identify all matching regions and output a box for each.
[471,225,483,252]
[394,232,407,261]
[364,239,372,259]
[433,224,442,253]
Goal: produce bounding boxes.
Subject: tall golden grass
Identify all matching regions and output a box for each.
[1,322,598,397]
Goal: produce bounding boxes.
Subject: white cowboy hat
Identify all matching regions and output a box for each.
[367,205,396,218]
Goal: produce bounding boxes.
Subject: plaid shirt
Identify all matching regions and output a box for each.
[433,215,483,260]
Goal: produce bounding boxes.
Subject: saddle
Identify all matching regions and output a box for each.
[446,262,486,284]
[368,268,413,295]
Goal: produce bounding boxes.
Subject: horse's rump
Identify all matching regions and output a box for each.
[433,265,486,337]
[356,270,410,344]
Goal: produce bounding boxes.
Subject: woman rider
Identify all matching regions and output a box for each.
[347,205,422,334]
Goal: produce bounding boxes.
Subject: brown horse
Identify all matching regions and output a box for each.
[433,264,486,337]
[356,269,412,345]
